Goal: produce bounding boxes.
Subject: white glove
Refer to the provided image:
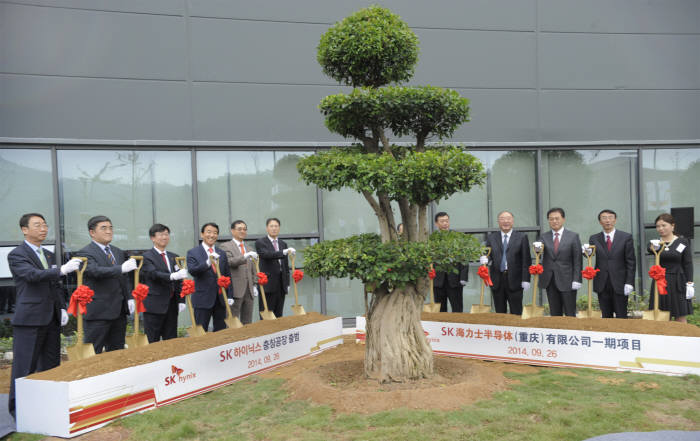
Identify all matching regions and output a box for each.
[211,251,220,260]
[253,286,259,297]
[581,244,593,255]
[60,258,82,275]
[521,281,530,290]
[227,298,234,306]
[571,281,582,291]
[178,303,186,313]
[460,280,467,286]
[650,239,661,250]
[624,284,634,296]
[61,309,69,326]
[128,299,135,314]
[244,251,258,260]
[283,248,296,256]
[121,258,137,273]
[533,241,543,252]
[479,256,488,265]
[686,284,695,300]
[170,268,189,281]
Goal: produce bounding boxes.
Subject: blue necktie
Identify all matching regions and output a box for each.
[105,246,116,265]
[500,234,508,272]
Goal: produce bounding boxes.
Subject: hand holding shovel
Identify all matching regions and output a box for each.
[175,257,206,336]
[126,256,149,348]
[522,242,545,319]
[471,247,492,314]
[289,253,306,316]
[644,240,671,321]
[423,265,441,313]
[210,255,243,329]
[66,257,96,360]
[252,257,276,320]
[577,245,602,318]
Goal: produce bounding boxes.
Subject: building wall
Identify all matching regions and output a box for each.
[1,0,699,142]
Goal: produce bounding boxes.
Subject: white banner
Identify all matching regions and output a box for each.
[17,317,343,438]
[356,317,700,376]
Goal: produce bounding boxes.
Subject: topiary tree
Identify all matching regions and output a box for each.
[299,6,486,383]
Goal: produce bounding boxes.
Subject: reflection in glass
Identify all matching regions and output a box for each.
[0,149,54,242]
[196,151,317,236]
[437,150,537,230]
[58,150,194,255]
[642,148,700,223]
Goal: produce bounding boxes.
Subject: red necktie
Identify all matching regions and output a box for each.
[239,243,245,254]
[553,232,560,254]
[209,247,217,274]
[606,235,612,252]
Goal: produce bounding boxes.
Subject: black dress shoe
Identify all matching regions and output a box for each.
[6,308,14,314]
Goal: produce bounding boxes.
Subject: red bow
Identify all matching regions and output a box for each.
[477,266,493,286]
[293,269,304,283]
[529,264,544,275]
[131,283,149,313]
[428,268,436,280]
[648,265,668,295]
[217,276,231,289]
[581,266,600,280]
[180,279,195,298]
[257,272,269,286]
[67,285,94,316]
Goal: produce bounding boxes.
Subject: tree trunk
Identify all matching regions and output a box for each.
[364,284,433,383]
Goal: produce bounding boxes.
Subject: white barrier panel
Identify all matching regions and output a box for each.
[17,317,343,438]
[356,317,700,376]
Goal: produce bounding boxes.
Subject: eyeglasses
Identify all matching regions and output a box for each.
[30,223,49,229]
[235,227,248,231]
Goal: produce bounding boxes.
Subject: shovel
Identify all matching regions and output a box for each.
[643,242,671,321]
[289,254,306,316]
[252,257,276,320]
[67,257,96,361]
[423,264,441,313]
[522,244,545,319]
[126,256,149,348]
[210,255,244,329]
[175,257,206,337]
[577,245,602,319]
[471,247,492,314]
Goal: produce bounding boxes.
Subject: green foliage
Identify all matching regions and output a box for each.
[303,231,482,286]
[0,317,13,338]
[317,5,419,88]
[687,302,700,327]
[320,86,469,142]
[297,146,485,205]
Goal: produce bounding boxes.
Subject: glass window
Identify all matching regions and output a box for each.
[0,149,54,242]
[57,150,194,255]
[641,148,700,224]
[196,151,317,236]
[437,150,537,230]
[540,150,638,244]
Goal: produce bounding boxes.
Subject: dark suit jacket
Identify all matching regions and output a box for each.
[7,242,65,326]
[433,264,468,289]
[537,229,582,292]
[220,240,256,299]
[589,230,635,295]
[186,244,233,309]
[141,248,183,314]
[255,237,290,294]
[486,230,531,291]
[78,241,130,320]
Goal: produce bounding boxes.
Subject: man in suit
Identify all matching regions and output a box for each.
[186,222,233,332]
[588,209,636,319]
[141,223,188,342]
[255,218,294,318]
[7,213,81,416]
[432,212,468,312]
[484,211,531,315]
[78,215,137,353]
[537,208,582,317]
[220,220,258,324]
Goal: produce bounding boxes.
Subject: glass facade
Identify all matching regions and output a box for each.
[1,144,698,316]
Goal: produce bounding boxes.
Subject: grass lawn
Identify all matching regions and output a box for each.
[8,364,699,441]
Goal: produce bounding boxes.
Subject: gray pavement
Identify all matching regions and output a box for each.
[585,431,700,441]
[0,394,14,438]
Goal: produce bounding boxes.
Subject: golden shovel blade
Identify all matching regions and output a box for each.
[423,302,441,313]
[577,309,602,319]
[470,304,491,314]
[126,333,149,348]
[67,342,95,361]
[521,305,545,319]
[226,315,244,329]
[291,304,306,316]
[260,309,277,320]
[186,324,207,337]
[642,309,671,321]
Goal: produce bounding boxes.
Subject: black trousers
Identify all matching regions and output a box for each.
[194,299,226,332]
[596,278,628,319]
[9,316,61,414]
[143,295,180,342]
[84,315,127,354]
[491,270,524,315]
[545,284,576,317]
[260,289,285,318]
[434,285,463,313]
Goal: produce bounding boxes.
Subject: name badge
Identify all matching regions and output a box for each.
[51,264,57,269]
[676,243,686,253]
